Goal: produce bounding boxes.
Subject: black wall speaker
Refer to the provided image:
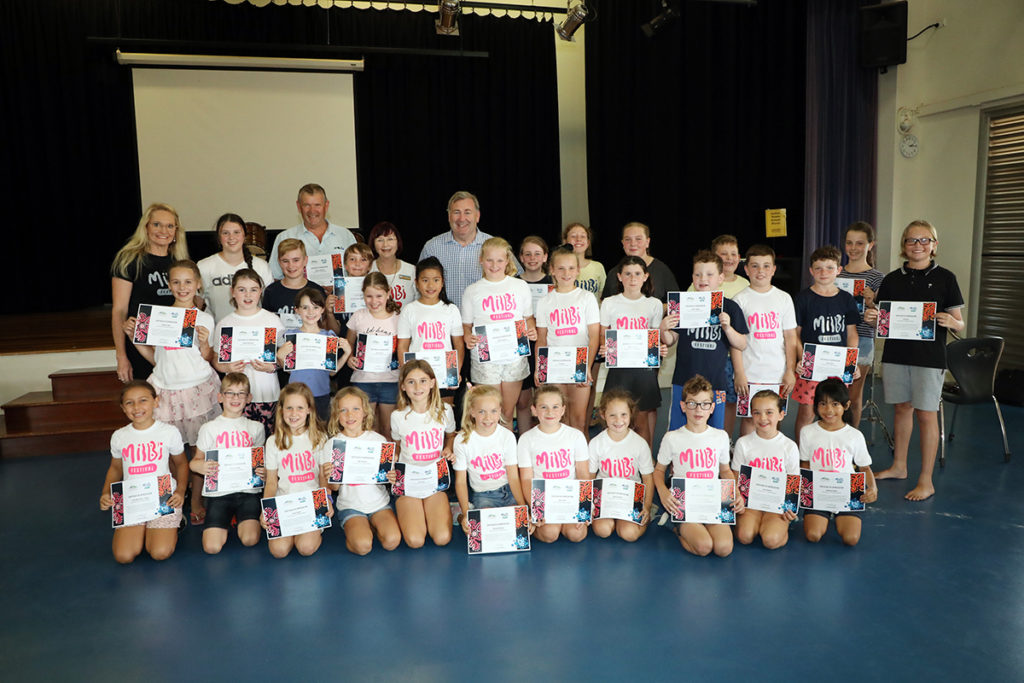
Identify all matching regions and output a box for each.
[860,1,908,69]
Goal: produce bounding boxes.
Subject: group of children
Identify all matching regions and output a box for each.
[102,215,963,564]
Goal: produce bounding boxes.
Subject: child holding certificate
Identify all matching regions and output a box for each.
[396,257,465,405]
[534,246,600,435]
[262,383,333,558]
[733,245,800,437]
[125,258,220,526]
[516,385,590,543]
[516,236,552,434]
[462,237,537,428]
[190,373,266,554]
[277,287,350,423]
[99,380,188,564]
[837,222,884,427]
[864,220,964,502]
[587,389,654,542]
[654,375,742,557]
[799,379,877,546]
[664,250,749,433]
[323,387,402,555]
[599,256,672,447]
[346,273,401,440]
[455,385,525,534]
[263,239,337,334]
[213,269,284,439]
[792,246,860,443]
[731,390,799,550]
[389,360,457,549]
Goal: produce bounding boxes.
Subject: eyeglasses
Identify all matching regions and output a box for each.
[222,391,248,399]
[904,237,936,246]
[685,401,714,410]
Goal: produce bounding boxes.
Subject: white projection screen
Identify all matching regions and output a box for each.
[132,68,359,233]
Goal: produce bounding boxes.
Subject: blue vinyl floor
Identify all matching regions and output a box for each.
[2,381,1023,682]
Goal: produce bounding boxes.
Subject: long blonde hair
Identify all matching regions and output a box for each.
[111,203,190,278]
[273,383,327,451]
[459,384,504,443]
[480,237,518,277]
[329,386,375,436]
[396,359,447,424]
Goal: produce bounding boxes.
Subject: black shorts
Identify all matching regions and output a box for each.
[205,492,262,529]
[604,368,661,411]
[803,509,860,520]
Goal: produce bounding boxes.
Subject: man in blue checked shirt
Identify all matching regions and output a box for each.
[418,191,521,309]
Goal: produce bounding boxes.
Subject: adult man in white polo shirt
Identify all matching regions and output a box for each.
[269,183,357,280]
[419,190,520,309]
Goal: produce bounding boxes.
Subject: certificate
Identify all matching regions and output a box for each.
[467,505,532,555]
[669,478,736,525]
[403,351,459,388]
[836,278,866,313]
[305,254,335,289]
[203,447,265,494]
[876,301,937,341]
[262,488,332,539]
[355,333,396,373]
[537,346,588,384]
[527,282,554,310]
[799,469,866,513]
[393,460,450,498]
[736,383,789,417]
[738,466,799,514]
[326,439,395,485]
[111,474,173,528]
[800,343,858,383]
[530,479,593,524]
[592,478,645,523]
[667,291,724,329]
[333,276,366,313]
[474,320,530,364]
[218,326,277,363]
[133,304,198,348]
[282,333,339,372]
[604,329,660,369]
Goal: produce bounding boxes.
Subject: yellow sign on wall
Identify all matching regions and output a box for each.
[765,208,787,237]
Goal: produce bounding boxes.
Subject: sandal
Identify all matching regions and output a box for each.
[190,509,206,526]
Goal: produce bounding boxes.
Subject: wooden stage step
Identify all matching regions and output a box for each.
[1,367,124,458]
[50,367,122,401]
[0,415,112,458]
[3,391,123,434]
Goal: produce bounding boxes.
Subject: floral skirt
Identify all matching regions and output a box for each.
[245,401,277,440]
[154,375,222,444]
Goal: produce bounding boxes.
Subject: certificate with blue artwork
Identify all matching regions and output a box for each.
[466,505,531,554]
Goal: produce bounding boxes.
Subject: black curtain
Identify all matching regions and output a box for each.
[585,0,806,292]
[0,0,559,314]
[803,0,878,282]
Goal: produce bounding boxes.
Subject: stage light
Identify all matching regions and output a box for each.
[556,2,589,42]
[641,0,679,38]
[436,0,461,36]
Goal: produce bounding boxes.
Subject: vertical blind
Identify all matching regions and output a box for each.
[979,109,1024,369]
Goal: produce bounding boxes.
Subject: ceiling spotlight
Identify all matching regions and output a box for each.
[641,0,679,38]
[436,0,461,36]
[556,2,590,42]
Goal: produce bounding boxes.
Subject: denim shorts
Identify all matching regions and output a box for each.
[723,357,737,404]
[352,381,398,405]
[337,502,392,526]
[857,336,875,366]
[471,484,517,509]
